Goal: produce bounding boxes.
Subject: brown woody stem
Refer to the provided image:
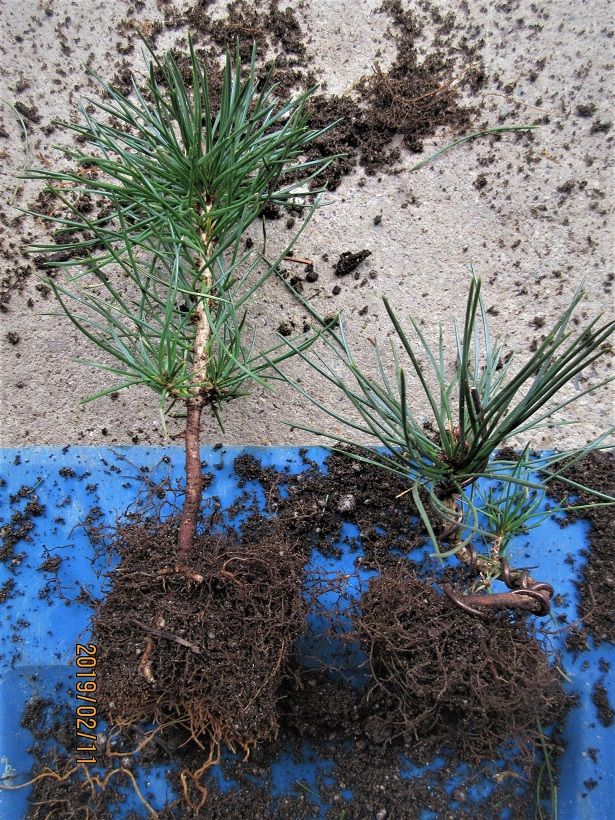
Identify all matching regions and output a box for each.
[177,215,213,560]
[177,397,204,559]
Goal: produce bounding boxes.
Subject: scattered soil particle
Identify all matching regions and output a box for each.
[576,103,597,117]
[235,448,431,567]
[0,219,33,313]
[24,498,44,517]
[545,452,615,644]
[1,484,43,565]
[260,201,282,220]
[13,100,41,124]
[15,76,32,94]
[334,249,372,277]
[565,625,589,654]
[38,556,62,573]
[0,578,16,604]
[592,681,614,727]
[277,321,293,337]
[590,120,612,135]
[21,697,52,734]
[233,452,272,483]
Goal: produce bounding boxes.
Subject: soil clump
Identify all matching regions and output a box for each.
[94,519,307,761]
[546,451,615,644]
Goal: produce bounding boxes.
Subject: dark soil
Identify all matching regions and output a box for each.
[545,451,615,644]
[296,0,487,189]
[20,665,567,820]
[13,448,578,817]
[0,482,43,570]
[234,448,434,567]
[94,519,307,759]
[334,249,372,277]
[592,681,614,728]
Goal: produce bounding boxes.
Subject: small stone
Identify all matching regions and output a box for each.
[376,810,387,820]
[337,494,356,513]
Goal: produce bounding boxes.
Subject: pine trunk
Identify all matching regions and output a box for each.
[177,398,204,559]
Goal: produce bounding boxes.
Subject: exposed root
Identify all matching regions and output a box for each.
[173,565,205,583]
[440,496,555,617]
[445,546,554,616]
[138,634,156,684]
[1,761,158,819]
[138,613,167,684]
[94,520,307,788]
[353,567,565,761]
[133,618,202,655]
[443,582,553,616]
[179,743,221,814]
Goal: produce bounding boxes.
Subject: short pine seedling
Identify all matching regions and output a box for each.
[26,43,336,564]
[277,276,614,615]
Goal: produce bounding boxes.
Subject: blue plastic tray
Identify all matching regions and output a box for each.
[0,446,613,818]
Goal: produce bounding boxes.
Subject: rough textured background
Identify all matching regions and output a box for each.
[0,0,613,448]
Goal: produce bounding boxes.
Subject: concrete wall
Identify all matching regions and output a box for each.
[1,0,613,449]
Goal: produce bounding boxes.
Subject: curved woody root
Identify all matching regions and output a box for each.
[443,547,554,618]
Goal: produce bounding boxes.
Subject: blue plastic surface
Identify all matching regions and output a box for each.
[0,446,613,818]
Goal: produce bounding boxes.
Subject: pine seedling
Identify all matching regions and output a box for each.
[25,42,337,562]
[275,275,614,614]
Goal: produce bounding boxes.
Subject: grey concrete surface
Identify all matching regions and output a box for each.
[0,0,613,449]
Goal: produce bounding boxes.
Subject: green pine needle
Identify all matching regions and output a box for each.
[273,273,614,551]
[25,40,337,422]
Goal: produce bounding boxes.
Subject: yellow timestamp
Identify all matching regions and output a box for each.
[75,643,98,764]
